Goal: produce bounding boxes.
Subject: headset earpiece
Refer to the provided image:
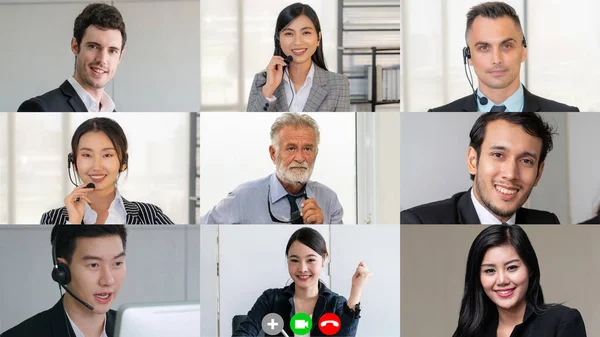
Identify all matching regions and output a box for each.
[67,153,73,168]
[522,37,527,48]
[462,46,471,65]
[52,262,71,285]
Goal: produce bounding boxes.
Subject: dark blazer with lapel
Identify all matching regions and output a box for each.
[246,65,351,112]
[482,304,586,337]
[400,189,560,224]
[17,80,116,112]
[428,86,579,112]
[1,297,117,337]
[39,198,174,224]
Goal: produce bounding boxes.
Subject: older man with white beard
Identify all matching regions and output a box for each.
[200,113,343,224]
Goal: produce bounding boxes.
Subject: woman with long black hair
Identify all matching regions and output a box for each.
[453,224,586,337]
[40,117,174,224]
[232,227,371,336]
[247,3,350,112]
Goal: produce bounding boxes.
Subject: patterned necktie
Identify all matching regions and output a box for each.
[490,105,507,112]
[286,194,303,224]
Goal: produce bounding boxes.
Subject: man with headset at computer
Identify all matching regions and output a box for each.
[1,226,126,337]
[200,112,344,224]
[429,1,579,112]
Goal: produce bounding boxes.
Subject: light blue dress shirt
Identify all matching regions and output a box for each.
[200,173,344,224]
[477,83,524,112]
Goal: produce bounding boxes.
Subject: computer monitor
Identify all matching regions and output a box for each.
[114,302,200,337]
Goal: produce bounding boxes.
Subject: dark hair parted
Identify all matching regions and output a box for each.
[452,224,549,337]
[468,112,557,181]
[51,225,127,264]
[465,2,524,42]
[274,3,327,71]
[71,117,129,173]
[74,3,127,51]
[285,227,328,259]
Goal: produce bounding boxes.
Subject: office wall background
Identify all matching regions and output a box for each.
[200,225,400,337]
[401,225,600,337]
[400,112,599,224]
[401,0,600,112]
[0,0,200,112]
[0,113,191,224]
[0,225,200,334]
[200,0,338,111]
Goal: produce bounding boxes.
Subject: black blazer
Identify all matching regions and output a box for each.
[17,80,116,112]
[579,214,600,224]
[1,297,117,337]
[400,189,560,224]
[40,198,174,224]
[233,282,360,337]
[428,86,579,112]
[483,304,586,337]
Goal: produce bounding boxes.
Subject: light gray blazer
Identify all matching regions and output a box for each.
[246,64,351,112]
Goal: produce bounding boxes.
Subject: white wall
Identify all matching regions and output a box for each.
[199,112,357,224]
[0,113,191,224]
[0,225,199,334]
[0,0,200,112]
[567,113,600,223]
[400,112,570,223]
[199,225,400,337]
[402,0,600,111]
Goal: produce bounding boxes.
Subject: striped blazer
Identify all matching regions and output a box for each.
[247,64,351,112]
[40,198,174,225]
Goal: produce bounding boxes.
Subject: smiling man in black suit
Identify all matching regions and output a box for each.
[17,3,126,112]
[429,1,578,112]
[401,112,560,224]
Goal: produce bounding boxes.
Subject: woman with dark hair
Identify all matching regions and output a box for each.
[40,117,174,224]
[233,227,371,336]
[453,224,586,337]
[247,3,351,112]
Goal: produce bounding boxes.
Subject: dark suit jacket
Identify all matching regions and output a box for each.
[483,304,586,337]
[17,80,116,112]
[428,86,579,112]
[400,189,560,224]
[579,214,600,224]
[1,297,117,337]
[40,198,174,224]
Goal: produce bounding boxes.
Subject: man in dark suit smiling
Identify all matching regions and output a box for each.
[401,112,560,224]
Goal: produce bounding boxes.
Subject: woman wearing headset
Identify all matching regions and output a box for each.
[452,224,586,337]
[232,227,371,336]
[247,3,351,112]
[40,117,174,224]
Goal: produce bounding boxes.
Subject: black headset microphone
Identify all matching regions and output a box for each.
[462,46,488,105]
[51,228,95,311]
[462,37,527,106]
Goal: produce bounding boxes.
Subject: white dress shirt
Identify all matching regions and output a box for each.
[65,308,108,337]
[265,63,315,112]
[470,188,516,224]
[67,189,127,224]
[67,76,116,112]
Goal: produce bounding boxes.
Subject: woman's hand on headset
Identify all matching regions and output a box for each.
[262,55,288,99]
[64,184,95,224]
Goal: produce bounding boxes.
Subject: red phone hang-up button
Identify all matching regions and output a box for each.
[318,313,341,335]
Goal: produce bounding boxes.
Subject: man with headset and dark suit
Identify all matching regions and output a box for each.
[429,1,578,112]
[17,3,125,112]
[1,225,126,337]
[401,112,560,224]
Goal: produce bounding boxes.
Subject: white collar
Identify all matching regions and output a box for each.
[64,307,108,337]
[283,62,315,88]
[83,188,127,224]
[67,76,115,112]
[470,188,516,225]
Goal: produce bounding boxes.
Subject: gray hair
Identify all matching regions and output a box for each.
[270,113,320,150]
